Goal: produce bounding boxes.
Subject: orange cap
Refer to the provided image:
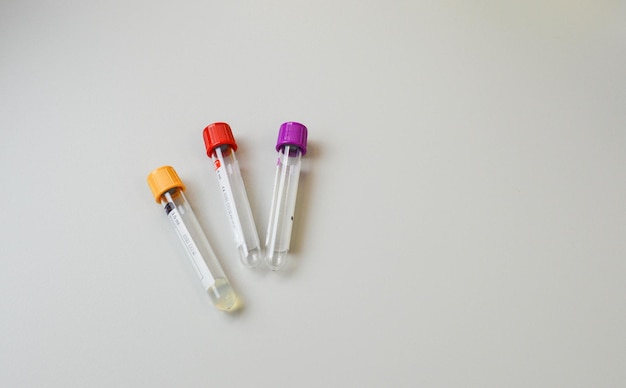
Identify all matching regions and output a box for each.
[146,166,186,203]
[203,122,238,157]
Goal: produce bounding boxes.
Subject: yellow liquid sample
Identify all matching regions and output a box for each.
[208,278,238,311]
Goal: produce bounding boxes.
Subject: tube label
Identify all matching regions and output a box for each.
[214,159,244,246]
[166,202,215,290]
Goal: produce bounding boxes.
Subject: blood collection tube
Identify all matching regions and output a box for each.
[264,122,308,271]
[147,166,238,311]
[203,122,262,268]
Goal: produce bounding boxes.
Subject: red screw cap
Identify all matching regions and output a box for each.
[203,122,238,157]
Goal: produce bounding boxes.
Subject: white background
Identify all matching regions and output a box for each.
[1,1,625,387]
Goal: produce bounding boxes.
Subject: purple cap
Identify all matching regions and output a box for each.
[276,122,308,156]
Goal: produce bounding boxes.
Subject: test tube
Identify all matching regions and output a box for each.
[147,166,238,311]
[264,122,308,271]
[202,122,262,268]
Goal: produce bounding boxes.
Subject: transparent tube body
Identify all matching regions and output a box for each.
[265,145,303,271]
[160,189,238,311]
[210,146,262,268]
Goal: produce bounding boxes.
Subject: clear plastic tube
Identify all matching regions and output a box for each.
[147,166,238,311]
[265,122,308,271]
[203,123,262,268]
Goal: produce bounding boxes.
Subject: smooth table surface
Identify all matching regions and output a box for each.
[1,1,625,387]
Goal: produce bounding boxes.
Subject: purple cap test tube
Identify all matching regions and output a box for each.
[265,122,308,270]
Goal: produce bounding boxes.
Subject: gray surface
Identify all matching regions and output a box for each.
[1,1,625,387]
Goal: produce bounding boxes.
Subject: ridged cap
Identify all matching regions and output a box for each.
[276,122,307,156]
[203,122,238,157]
[146,166,185,203]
